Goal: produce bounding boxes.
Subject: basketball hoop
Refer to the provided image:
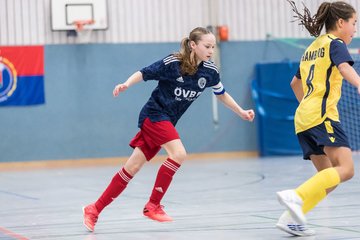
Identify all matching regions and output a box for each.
[72,19,95,44]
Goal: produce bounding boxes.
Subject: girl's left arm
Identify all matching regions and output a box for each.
[216,92,255,122]
[338,62,360,94]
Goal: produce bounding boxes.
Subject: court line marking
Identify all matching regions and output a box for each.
[0,226,29,240]
[0,190,39,200]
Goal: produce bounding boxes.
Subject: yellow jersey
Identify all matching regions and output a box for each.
[294,34,353,133]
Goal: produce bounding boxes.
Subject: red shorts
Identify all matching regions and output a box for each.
[129,118,180,161]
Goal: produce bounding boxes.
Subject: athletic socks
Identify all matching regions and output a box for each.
[149,158,181,205]
[301,189,326,214]
[93,158,181,214]
[95,167,133,213]
[296,167,340,213]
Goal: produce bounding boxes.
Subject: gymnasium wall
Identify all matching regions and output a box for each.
[1,39,310,162]
[2,0,360,45]
[3,40,360,163]
[2,0,360,162]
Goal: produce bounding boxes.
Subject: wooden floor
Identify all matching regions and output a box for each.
[1,154,360,240]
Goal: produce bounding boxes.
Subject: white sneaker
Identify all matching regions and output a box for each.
[277,189,306,225]
[276,211,315,236]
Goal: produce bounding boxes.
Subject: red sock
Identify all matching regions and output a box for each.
[95,167,133,213]
[149,158,181,205]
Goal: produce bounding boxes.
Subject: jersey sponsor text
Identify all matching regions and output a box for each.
[301,47,325,61]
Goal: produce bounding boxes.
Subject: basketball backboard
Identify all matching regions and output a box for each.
[51,0,108,31]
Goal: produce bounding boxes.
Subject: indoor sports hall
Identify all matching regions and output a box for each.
[1,0,360,239]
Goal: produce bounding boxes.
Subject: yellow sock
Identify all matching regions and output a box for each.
[295,168,340,214]
[302,189,326,213]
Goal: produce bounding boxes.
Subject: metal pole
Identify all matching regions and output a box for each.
[207,0,220,130]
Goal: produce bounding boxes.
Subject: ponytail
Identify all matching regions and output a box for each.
[287,0,355,37]
[174,27,212,75]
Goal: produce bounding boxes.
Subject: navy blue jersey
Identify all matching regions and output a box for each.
[138,55,225,127]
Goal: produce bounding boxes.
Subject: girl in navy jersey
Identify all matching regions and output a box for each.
[276,1,360,237]
[82,27,255,232]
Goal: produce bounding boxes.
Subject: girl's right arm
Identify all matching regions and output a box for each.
[113,71,144,97]
[338,62,360,94]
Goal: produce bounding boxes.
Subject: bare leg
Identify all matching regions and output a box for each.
[323,146,354,182]
[161,139,187,164]
[123,147,148,176]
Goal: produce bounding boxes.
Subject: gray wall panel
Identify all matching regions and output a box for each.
[1,0,360,44]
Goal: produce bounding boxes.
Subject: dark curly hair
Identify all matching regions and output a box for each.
[286,0,356,37]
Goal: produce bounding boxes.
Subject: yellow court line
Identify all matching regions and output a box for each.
[0,151,258,171]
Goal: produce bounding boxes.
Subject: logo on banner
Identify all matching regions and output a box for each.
[0,56,17,103]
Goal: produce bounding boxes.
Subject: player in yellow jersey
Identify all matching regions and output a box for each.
[276,1,360,237]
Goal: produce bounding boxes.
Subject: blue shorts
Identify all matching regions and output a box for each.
[297,119,350,160]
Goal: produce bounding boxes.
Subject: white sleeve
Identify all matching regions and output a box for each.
[212,82,225,95]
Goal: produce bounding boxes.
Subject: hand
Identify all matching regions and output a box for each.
[113,83,128,97]
[240,109,255,122]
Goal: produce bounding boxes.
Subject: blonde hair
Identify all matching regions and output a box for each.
[174,27,212,75]
[287,0,356,37]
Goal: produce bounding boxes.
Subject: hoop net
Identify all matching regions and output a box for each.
[338,50,360,153]
[73,20,95,44]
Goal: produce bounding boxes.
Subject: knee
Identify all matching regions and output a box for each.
[129,165,141,176]
[343,167,354,182]
[124,162,144,176]
[339,165,354,182]
[169,149,187,164]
